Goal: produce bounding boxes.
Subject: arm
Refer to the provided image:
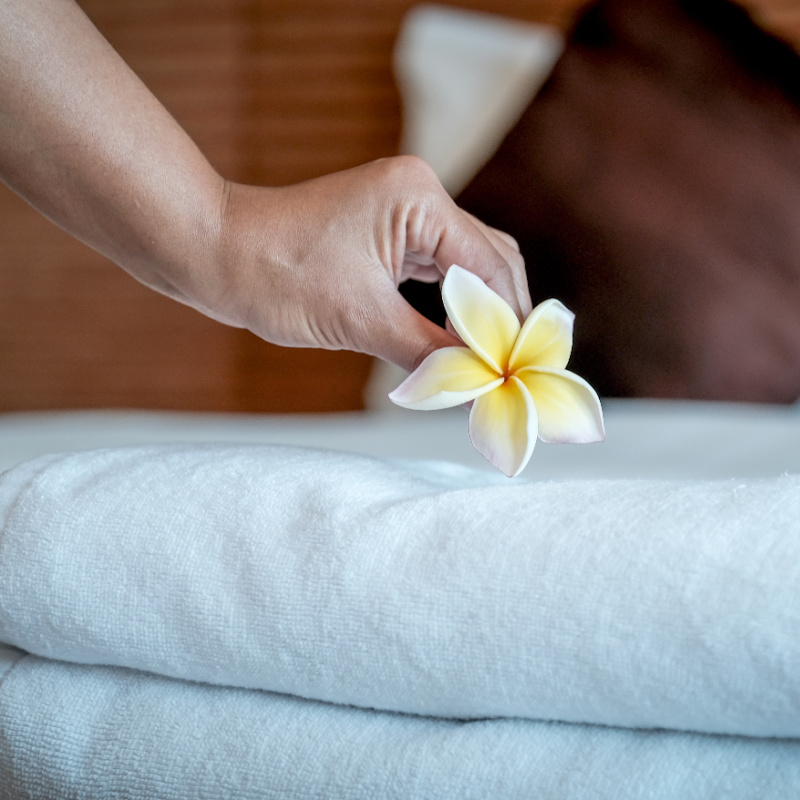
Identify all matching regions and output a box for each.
[0,0,530,371]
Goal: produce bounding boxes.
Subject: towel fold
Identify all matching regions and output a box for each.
[2,651,799,800]
[1,443,799,737]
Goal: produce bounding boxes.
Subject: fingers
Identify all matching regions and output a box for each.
[445,317,464,345]
[434,207,532,322]
[358,287,461,373]
[378,159,530,369]
[402,263,441,284]
[463,210,520,255]
[221,156,532,378]
[386,157,530,320]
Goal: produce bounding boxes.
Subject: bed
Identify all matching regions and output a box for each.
[3,1,800,797]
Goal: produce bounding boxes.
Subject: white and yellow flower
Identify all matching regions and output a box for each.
[389,265,604,477]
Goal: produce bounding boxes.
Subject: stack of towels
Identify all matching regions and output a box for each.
[1,442,799,797]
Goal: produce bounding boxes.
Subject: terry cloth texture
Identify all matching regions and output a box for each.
[1,652,799,800]
[0,443,799,737]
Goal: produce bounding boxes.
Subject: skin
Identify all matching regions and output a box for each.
[0,0,531,373]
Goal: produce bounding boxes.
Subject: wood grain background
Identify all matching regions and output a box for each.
[0,0,796,412]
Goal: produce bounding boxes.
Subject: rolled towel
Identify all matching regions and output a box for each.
[1,444,799,736]
[2,648,799,800]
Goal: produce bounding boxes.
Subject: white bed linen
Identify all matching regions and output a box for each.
[3,399,800,480]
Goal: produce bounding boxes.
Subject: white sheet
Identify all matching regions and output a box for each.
[3,399,800,480]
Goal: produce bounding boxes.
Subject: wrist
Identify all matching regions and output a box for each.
[113,172,241,327]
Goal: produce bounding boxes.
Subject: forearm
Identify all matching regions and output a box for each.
[0,0,227,311]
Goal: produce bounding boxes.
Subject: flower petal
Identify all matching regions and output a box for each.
[389,347,503,410]
[515,366,605,444]
[469,376,538,477]
[442,265,520,374]
[509,298,574,372]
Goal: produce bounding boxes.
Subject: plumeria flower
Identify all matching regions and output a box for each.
[389,265,605,477]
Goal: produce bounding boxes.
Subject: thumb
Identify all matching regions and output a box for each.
[367,292,461,373]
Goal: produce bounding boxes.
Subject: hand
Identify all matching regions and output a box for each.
[207,156,531,372]
[0,0,529,374]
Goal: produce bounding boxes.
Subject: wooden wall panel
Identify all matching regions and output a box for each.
[237,0,588,187]
[0,0,248,412]
[0,196,242,411]
[0,0,797,412]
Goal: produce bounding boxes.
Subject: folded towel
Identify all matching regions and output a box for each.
[2,649,799,800]
[1,444,799,737]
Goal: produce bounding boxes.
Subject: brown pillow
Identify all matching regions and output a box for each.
[444,0,800,402]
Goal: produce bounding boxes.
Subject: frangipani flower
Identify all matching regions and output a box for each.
[389,265,605,477]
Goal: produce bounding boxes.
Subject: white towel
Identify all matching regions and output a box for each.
[1,443,799,737]
[2,649,799,800]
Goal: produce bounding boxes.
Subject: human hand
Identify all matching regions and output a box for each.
[207,156,531,372]
[0,0,527,373]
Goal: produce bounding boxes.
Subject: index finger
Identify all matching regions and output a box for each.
[433,207,532,321]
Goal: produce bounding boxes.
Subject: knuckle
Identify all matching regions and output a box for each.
[383,154,440,192]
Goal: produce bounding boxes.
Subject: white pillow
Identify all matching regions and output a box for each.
[393,3,562,196]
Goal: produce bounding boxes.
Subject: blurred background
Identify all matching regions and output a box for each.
[1,0,799,414]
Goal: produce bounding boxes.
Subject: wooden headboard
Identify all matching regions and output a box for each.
[1,0,797,413]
